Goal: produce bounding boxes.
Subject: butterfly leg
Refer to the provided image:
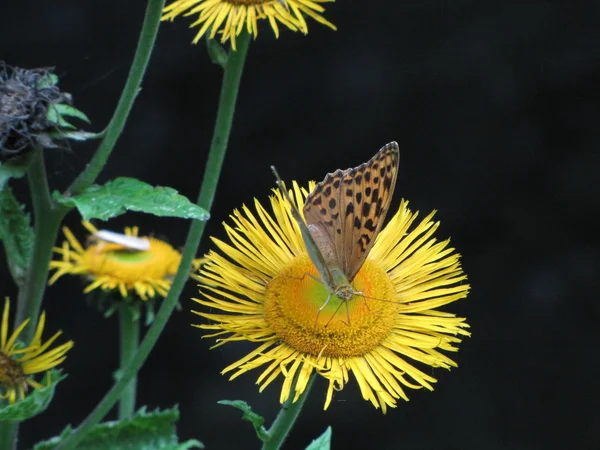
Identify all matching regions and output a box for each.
[313,291,333,331]
[323,299,347,329]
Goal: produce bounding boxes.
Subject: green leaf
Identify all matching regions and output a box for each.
[46,105,75,129]
[305,427,332,450]
[218,400,269,442]
[0,187,34,287]
[206,37,228,68]
[52,177,210,222]
[33,406,204,450]
[53,104,91,124]
[0,153,32,192]
[46,104,90,131]
[0,370,66,422]
[54,130,103,141]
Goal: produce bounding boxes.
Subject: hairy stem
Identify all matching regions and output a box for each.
[118,304,140,419]
[66,0,165,196]
[55,31,251,449]
[262,374,316,450]
[15,147,64,333]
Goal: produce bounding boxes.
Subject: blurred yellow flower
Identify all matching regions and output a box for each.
[0,298,73,404]
[162,0,336,50]
[49,221,204,301]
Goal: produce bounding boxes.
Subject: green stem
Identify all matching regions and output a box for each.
[66,0,165,197]
[55,32,251,450]
[15,147,65,332]
[0,422,18,450]
[118,304,140,419]
[2,1,166,448]
[262,374,316,450]
[2,148,65,450]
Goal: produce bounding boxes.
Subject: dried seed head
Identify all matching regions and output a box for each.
[0,63,72,159]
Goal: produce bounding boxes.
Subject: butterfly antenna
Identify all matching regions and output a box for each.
[357,292,372,313]
[271,166,304,219]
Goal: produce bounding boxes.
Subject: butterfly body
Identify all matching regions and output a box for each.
[273,141,400,305]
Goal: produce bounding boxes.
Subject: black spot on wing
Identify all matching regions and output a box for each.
[383,176,392,190]
[362,202,371,217]
[345,203,354,217]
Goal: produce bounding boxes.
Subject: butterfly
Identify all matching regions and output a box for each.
[91,229,150,251]
[272,141,400,306]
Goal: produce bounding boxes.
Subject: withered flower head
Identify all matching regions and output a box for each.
[0,63,74,159]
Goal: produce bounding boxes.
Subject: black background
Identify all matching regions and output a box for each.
[2,1,600,449]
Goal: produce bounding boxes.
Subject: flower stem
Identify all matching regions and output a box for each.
[66,0,165,197]
[16,0,166,331]
[0,422,17,450]
[1,148,65,450]
[15,147,65,333]
[2,1,165,448]
[118,304,140,419]
[262,374,316,450]
[54,32,251,449]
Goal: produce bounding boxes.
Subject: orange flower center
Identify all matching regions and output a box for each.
[263,254,400,358]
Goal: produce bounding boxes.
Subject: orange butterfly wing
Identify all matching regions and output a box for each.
[303,142,400,282]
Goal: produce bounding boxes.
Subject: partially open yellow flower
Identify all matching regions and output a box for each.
[0,298,73,404]
[162,0,336,50]
[195,182,471,413]
[49,222,204,301]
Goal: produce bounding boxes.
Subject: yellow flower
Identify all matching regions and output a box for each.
[49,222,204,301]
[0,298,73,404]
[195,182,471,413]
[162,0,336,50]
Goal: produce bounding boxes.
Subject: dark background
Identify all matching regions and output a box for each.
[2,0,599,449]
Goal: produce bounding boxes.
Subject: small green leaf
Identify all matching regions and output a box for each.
[53,177,210,222]
[54,130,103,141]
[0,370,66,422]
[206,37,228,68]
[46,105,75,129]
[218,400,269,442]
[0,154,32,192]
[33,406,204,450]
[305,427,332,450]
[0,187,34,287]
[53,103,91,123]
